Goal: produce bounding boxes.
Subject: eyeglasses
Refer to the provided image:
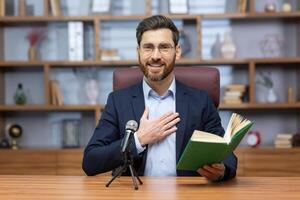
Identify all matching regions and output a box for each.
[139,43,175,55]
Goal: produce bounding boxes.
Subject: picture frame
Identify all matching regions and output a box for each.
[62,119,81,148]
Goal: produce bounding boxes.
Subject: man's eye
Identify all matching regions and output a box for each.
[160,45,171,50]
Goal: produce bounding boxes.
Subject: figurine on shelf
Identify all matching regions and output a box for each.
[260,34,284,57]
[265,3,276,12]
[257,71,277,103]
[14,83,27,105]
[7,124,23,150]
[178,29,191,56]
[26,28,46,61]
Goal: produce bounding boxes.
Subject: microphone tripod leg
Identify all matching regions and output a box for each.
[131,165,143,185]
[106,165,125,187]
[129,164,139,190]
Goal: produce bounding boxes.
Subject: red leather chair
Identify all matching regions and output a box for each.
[113,66,220,108]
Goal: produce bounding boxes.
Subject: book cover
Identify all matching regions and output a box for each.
[50,0,61,16]
[177,113,253,171]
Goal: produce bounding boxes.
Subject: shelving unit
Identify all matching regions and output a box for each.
[0,0,300,176]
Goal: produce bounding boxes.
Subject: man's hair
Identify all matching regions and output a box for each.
[136,15,179,46]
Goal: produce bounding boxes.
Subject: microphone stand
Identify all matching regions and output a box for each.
[106,149,143,190]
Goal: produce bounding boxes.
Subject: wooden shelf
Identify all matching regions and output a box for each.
[2,12,300,24]
[0,16,96,24]
[2,103,299,112]
[2,57,300,67]
[203,12,300,19]
[220,102,300,110]
[0,105,104,111]
[253,57,300,64]
[249,12,300,19]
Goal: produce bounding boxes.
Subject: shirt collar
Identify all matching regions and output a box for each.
[142,76,176,100]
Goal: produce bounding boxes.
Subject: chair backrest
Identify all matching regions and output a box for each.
[113,66,220,108]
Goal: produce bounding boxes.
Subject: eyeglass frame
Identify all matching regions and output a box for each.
[138,43,176,55]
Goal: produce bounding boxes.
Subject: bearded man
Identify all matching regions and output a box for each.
[82,15,237,182]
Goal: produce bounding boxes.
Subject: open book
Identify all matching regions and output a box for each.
[177,113,253,170]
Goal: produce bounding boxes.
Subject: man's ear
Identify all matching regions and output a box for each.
[175,44,182,60]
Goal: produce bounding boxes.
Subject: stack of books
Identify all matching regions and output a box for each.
[223,84,247,104]
[274,134,293,148]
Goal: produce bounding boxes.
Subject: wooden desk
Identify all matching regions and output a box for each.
[0,175,300,200]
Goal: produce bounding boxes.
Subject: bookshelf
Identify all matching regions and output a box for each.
[0,0,300,175]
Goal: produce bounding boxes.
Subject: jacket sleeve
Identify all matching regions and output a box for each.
[82,92,139,176]
[202,94,237,181]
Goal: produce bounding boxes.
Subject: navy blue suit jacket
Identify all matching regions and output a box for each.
[82,80,237,180]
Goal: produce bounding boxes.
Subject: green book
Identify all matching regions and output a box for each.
[177,113,253,171]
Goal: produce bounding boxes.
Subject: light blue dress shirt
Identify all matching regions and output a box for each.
[134,77,177,176]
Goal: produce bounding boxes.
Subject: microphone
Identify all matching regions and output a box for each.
[121,120,138,153]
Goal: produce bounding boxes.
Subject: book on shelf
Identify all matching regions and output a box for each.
[0,0,5,16]
[50,0,61,16]
[223,84,247,104]
[50,80,64,106]
[225,84,247,92]
[169,0,188,14]
[274,133,300,148]
[99,49,121,61]
[68,21,84,61]
[177,113,253,171]
[91,0,111,14]
[237,0,247,13]
[18,0,26,16]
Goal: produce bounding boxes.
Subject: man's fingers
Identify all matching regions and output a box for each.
[163,126,178,136]
[158,111,175,121]
[197,168,215,180]
[159,112,179,125]
[141,107,149,120]
[212,163,224,170]
[203,165,221,175]
[162,117,180,130]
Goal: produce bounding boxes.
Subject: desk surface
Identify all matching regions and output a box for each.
[0,175,300,200]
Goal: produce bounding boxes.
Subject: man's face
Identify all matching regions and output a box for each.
[137,28,181,82]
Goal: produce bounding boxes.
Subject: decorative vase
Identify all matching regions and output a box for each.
[221,32,236,59]
[282,3,292,12]
[211,33,222,59]
[266,88,277,103]
[28,45,38,61]
[14,83,27,105]
[84,79,99,105]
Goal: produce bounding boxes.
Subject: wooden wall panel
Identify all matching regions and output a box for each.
[0,150,56,175]
[0,148,300,176]
[236,148,300,177]
[235,150,244,177]
[56,149,85,175]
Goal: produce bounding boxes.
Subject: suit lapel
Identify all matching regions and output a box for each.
[175,81,189,162]
[130,81,148,175]
[131,81,145,121]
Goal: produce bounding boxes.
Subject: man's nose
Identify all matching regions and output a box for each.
[151,48,162,60]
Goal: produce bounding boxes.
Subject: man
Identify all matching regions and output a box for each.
[82,15,237,181]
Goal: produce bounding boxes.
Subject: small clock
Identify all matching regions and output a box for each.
[246,131,261,147]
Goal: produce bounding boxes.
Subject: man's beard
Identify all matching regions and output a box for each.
[138,56,175,82]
